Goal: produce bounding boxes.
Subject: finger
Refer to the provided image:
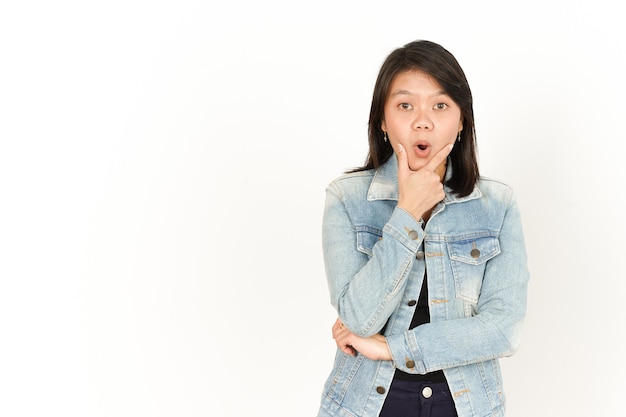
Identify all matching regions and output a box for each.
[333,327,344,340]
[332,320,345,339]
[339,344,356,357]
[335,333,357,357]
[396,143,411,175]
[423,143,453,172]
[332,318,341,330]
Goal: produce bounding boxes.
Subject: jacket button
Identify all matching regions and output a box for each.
[470,248,480,258]
[408,230,418,240]
[422,386,432,398]
[406,360,415,369]
[408,300,417,306]
[416,251,425,260]
[376,386,386,394]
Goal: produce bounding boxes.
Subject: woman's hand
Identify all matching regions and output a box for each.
[396,143,453,221]
[332,319,392,361]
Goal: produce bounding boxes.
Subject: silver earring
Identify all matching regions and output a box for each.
[384,132,388,142]
[457,131,462,142]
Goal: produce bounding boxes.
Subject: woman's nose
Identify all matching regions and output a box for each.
[412,110,433,130]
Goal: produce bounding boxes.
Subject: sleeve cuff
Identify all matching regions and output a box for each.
[386,331,426,374]
[383,207,425,252]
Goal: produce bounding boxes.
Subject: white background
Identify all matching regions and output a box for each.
[1,1,625,416]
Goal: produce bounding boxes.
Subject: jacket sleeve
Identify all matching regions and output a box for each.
[322,182,424,337]
[385,190,530,374]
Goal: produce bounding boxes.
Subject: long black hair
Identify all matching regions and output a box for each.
[351,40,479,197]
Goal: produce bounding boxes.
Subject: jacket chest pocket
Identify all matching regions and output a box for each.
[447,235,500,304]
[355,226,383,257]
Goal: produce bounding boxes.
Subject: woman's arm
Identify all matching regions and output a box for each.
[385,192,529,374]
[323,188,422,337]
[332,318,391,360]
[324,146,453,337]
[331,192,529,372]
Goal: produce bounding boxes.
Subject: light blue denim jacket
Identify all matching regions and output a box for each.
[317,156,529,417]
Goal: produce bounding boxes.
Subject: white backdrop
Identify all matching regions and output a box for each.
[1,1,625,416]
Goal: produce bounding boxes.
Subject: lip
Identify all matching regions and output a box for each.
[412,140,432,158]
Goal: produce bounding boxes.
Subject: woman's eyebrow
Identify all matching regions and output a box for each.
[390,89,448,97]
[390,89,412,96]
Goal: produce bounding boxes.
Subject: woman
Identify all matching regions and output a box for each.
[317,40,529,417]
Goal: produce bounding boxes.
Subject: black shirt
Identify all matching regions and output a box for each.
[393,273,447,382]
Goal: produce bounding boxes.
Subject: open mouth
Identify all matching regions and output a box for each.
[413,142,432,158]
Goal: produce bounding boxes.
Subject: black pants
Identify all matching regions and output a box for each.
[379,379,458,417]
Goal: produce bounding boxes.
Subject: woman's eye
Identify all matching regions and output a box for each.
[434,103,448,110]
[399,103,412,110]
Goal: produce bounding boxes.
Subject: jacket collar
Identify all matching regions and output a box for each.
[367,156,482,203]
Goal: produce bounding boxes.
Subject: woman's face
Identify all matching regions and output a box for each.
[382,70,463,173]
